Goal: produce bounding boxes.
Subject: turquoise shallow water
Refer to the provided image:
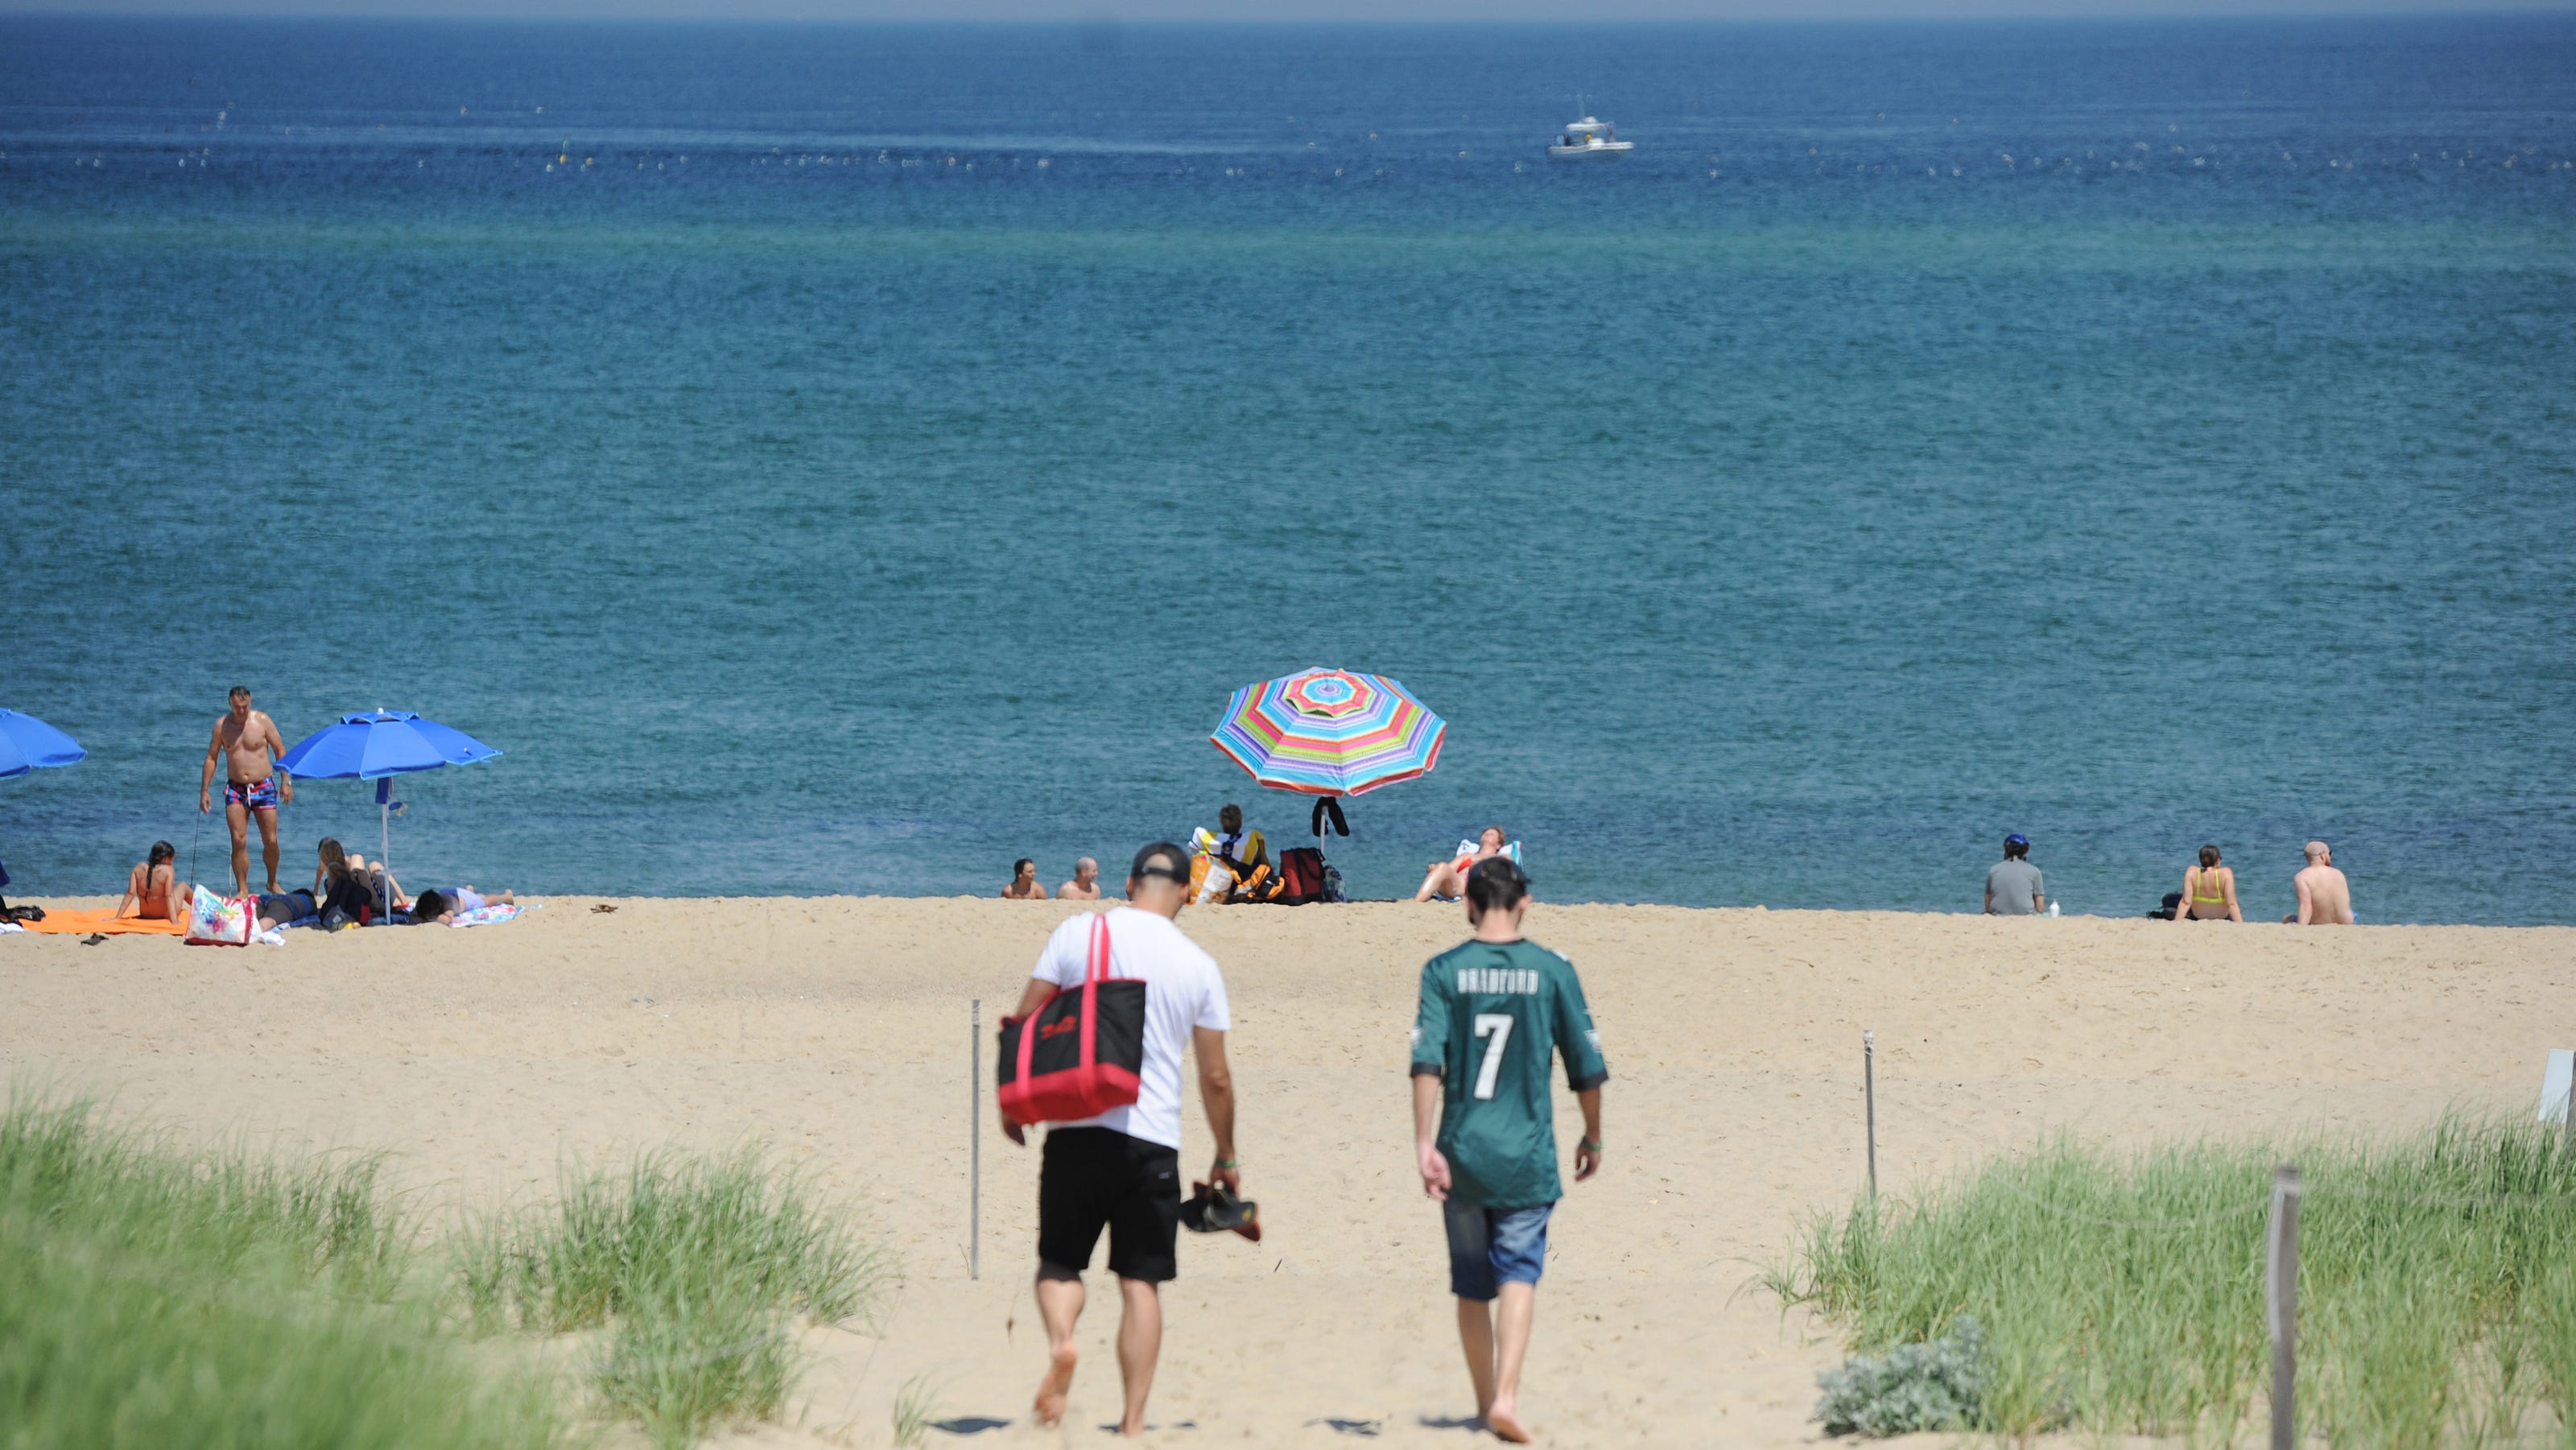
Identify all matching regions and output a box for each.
[3,17,2572,919]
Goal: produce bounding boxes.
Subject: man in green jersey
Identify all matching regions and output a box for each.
[1410,857,1607,1444]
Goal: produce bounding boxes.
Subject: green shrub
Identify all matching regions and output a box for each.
[1814,1315,1992,1436]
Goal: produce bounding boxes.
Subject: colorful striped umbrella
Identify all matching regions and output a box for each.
[1210,667,1447,798]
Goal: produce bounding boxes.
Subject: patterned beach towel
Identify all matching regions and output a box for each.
[446,902,535,927]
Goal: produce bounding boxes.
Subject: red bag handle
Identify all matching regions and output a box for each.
[1078,915,1108,1068]
[1013,915,1113,1102]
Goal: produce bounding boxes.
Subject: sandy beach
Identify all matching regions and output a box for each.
[3,898,2566,1447]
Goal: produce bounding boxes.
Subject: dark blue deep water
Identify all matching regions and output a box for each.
[4,15,2573,919]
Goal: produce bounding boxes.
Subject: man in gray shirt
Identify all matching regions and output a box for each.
[1984,834,2046,915]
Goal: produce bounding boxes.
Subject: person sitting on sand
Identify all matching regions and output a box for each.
[2175,845,2240,922]
[1057,857,1101,901]
[1003,858,1046,899]
[1212,804,1277,903]
[2285,841,2355,924]
[114,841,184,924]
[1984,834,2046,915]
[1417,826,1511,903]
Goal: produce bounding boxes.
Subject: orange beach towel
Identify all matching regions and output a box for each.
[16,909,188,936]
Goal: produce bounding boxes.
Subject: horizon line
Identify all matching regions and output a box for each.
[7,2,2574,22]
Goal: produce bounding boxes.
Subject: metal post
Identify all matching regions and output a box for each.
[969,998,981,1281]
[2267,1163,2301,1450]
[1864,1031,1878,1204]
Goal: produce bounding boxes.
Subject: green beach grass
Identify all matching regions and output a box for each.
[3,1090,890,1449]
[0,1092,563,1450]
[452,1148,893,1449]
[1769,1117,2576,1445]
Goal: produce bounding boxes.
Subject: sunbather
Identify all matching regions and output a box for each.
[1416,826,1512,903]
[313,838,392,926]
[115,841,184,923]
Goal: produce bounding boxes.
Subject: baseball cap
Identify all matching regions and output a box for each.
[1130,841,1190,884]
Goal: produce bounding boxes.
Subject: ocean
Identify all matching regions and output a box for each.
[3,14,2571,921]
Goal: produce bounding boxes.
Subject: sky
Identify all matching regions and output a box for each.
[4,0,2573,20]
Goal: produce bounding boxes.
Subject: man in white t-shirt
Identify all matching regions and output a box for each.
[1005,841,1239,1438]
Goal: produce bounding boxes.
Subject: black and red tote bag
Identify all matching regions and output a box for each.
[997,915,1148,1126]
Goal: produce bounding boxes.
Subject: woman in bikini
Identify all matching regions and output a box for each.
[115,841,184,923]
[1415,825,1509,903]
[2175,844,2241,922]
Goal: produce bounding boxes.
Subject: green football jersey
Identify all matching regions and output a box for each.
[1410,938,1609,1208]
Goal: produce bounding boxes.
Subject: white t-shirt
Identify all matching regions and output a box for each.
[1028,906,1230,1150]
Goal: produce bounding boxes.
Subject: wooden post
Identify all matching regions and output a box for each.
[2267,1163,2301,1450]
[1864,1031,1878,1204]
[970,998,982,1282]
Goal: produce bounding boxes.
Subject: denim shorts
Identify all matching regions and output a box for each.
[1443,1199,1554,1301]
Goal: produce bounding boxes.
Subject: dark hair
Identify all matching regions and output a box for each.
[2004,837,2029,859]
[1129,841,1189,885]
[1465,857,1530,919]
[1481,824,1507,846]
[1012,857,1034,877]
[2198,845,2222,869]
[1219,803,1243,832]
[147,841,175,867]
[411,890,447,922]
[229,685,250,702]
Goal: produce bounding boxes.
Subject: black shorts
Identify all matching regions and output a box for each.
[1038,1126,1182,1283]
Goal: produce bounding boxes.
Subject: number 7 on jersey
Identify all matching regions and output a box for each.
[1472,1013,1515,1100]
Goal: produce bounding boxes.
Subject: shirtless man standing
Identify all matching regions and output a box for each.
[2289,841,2355,925]
[200,686,293,895]
[1058,857,1102,901]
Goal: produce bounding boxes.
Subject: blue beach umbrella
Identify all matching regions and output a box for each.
[278,710,502,915]
[0,708,86,779]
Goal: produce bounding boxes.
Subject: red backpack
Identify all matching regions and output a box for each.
[997,915,1149,1126]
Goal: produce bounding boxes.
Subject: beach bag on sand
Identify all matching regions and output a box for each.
[1274,848,1327,906]
[997,915,1147,1126]
[184,885,256,947]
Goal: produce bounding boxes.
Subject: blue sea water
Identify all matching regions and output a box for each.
[3,15,2572,921]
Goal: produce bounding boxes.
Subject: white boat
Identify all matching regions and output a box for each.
[1548,117,1633,159]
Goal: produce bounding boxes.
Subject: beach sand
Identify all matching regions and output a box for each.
[4,898,2566,1447]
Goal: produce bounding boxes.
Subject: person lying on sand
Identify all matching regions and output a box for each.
[1417,825,1509,903]
[1003,858,1046,899]
[312,839,386,926]
[258,889,318,930]
[115,841,184,924]
[2285,841,2355,924]
[2175,845,2241,922]
[1411,857,1607,1444]
[1057,857,1101,900]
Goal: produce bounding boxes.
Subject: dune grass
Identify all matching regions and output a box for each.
[0,1092,564,1450]
[1770,1117,2576,1445]
[452,1148,891,1449]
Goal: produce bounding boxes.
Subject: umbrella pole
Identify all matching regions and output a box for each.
[377,778,392,921]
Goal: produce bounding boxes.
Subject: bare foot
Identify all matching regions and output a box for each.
[1033,1344,1077,1426]
[1486,1406,1533,1444]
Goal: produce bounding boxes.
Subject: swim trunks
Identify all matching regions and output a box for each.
[225,777,282,812]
